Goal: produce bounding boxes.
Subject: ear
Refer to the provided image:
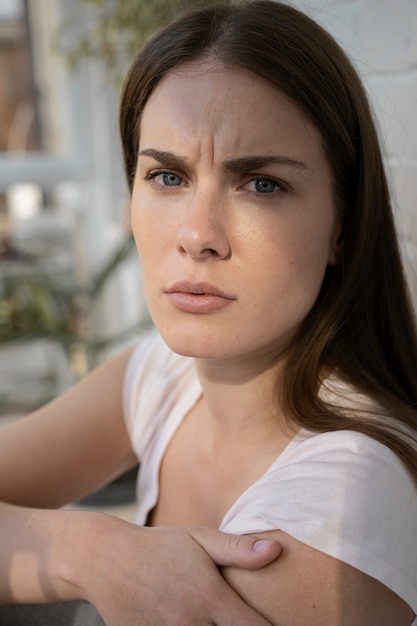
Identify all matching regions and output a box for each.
[328,220,343,266]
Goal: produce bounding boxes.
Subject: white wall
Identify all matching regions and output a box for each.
[293,0,417,311]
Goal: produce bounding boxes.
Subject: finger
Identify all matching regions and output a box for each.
[190,527,282,569]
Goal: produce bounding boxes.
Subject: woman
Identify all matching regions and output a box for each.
[0,1,416,624]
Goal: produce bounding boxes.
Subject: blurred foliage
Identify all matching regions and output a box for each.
[56,0,228,85]
[0,236,149,368]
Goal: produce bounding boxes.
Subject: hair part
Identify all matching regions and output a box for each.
[119,0,417,481]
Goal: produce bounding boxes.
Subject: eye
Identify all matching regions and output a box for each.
[246,177,283,194]
[147,171,183,187]
[161,172,182,186]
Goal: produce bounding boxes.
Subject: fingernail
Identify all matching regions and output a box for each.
[253,539,274,552]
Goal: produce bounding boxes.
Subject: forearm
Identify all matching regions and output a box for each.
[0,502,281,625]
[0,501,98,605]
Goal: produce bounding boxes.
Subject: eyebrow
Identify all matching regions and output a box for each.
[224,155,311,173]
[139,148,188,170]
[138,148,311,173]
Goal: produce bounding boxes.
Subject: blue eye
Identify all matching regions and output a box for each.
[147,171,183,187]
[161,172,182,186]
[253,178,279,193]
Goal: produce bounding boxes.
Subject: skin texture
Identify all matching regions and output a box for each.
[130,60,415,624]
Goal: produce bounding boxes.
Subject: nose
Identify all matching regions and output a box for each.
[176,188,231,260]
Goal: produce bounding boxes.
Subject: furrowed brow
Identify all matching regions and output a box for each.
[223,155,311,173]
[139,148,189,170]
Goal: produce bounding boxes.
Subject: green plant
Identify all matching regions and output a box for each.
[0,236,150,376]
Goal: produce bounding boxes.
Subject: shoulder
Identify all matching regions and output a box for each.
[123,331,193,410]
[222,430,417,613]
[222,523,416,624]
[222,427,417,533]
[122,331,200,456]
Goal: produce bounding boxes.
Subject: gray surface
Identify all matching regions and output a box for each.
[0,600,105,625]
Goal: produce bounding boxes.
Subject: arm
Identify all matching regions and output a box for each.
[0,349,282,623]
[222,530,415,625]
[0,348,137,508]
[0,501,281,625]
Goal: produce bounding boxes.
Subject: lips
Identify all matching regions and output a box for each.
[167,280,232,298]
[165,280,235,313]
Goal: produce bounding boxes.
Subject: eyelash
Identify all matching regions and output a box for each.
[145,170,288,196]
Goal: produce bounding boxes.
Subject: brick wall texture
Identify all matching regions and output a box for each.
[293,0,417,313]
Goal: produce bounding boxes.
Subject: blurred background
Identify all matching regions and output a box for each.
[0,0,416,415]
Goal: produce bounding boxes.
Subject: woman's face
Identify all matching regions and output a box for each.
[131,61,341,366]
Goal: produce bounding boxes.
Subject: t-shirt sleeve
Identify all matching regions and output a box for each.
[220,430,417,613]
[122,331,181,460]
[122,330,200,462]
[122,331,202,525]
[122,331,162,452]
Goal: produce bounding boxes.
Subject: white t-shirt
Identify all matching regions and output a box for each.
[123,332,417,616]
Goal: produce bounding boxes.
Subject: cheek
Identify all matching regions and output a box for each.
[131,203,176,307]
[131,207,157,287]
[132,225,157,273]
[131,184,177,244]
[131,192,161,256]
[288,202,336,265]
[260,220,333,303]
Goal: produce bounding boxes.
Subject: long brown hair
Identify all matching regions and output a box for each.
[119,0,417,481]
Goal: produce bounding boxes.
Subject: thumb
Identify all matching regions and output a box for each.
[189,527,282,570]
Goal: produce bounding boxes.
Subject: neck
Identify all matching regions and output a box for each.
[193,352,294,442]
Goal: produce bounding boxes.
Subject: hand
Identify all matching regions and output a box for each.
[189,525,282,569]
[68,514,282,625]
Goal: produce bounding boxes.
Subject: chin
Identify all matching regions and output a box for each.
[155,323,231,360]
[162,334,221,360]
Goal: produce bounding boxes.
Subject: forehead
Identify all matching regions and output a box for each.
[139,60,325,163]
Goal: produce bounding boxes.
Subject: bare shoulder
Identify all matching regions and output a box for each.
[222,530,415,625]
[0,347,137,508]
